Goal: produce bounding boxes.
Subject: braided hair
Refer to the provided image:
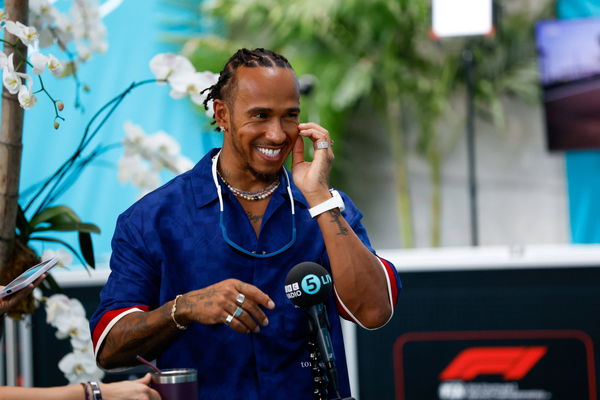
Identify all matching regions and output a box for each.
[202,48,294,130]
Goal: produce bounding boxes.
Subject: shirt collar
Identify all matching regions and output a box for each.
[190,148,309,209]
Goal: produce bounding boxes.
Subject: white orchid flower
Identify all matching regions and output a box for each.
[144,131,181,157]
[58,350,104,384]
[47,54,64,77]
[173,156,195,174]
[3,69,22,94]
[5,21,39,46]
[18,84,37,110]
[205,99,215,119]
[149,53,195,83]
[30,0,55,25]
[169,70,219,105]
[30,52,48,75]
[0,52,8,70]
[45,294,86,328]
[41,248,73,267]
[117,154,146,184]
[37,27,54,48]
[53,13,74,45]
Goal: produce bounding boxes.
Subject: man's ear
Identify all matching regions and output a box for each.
[214,99,229,131]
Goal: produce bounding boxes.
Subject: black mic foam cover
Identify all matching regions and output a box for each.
[285,262,333,308]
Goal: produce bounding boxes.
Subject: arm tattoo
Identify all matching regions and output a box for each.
[328,209,349,236]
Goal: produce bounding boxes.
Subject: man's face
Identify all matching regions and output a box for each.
[220,66,300,182]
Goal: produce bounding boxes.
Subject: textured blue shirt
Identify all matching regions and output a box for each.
[90,148,401,400]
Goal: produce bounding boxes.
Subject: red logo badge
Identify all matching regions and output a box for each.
[440,346,547,381]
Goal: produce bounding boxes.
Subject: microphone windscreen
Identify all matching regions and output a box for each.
[285,262,333,307]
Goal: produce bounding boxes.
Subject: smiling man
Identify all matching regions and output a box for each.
[90,48,401,400]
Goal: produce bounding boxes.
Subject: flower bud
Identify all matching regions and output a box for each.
[57,102,64,111]
[54,121,59,129]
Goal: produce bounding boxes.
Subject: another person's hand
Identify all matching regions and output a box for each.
[177,279,275,334]
[0,274,46,314]
[99,373,161,400]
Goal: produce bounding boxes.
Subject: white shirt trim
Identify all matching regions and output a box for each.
[93,307,145,359]
[334,257,395,330]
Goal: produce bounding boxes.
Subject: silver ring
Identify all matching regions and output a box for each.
[225,314,234,325]
[316,141,330,149]
[235,293,245,305]
[234,306,243,317]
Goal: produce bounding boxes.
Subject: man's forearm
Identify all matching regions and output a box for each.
[315,208,392,328]
[97,300,181,369]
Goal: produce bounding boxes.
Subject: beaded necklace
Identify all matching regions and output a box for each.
[217,170,280,201]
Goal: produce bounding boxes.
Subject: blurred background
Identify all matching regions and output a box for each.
[3,0,600,399]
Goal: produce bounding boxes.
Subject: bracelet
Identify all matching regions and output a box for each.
[308,189,345,218]
[88,381,102,400]
[171,294,187,330]
[80,382,91,400]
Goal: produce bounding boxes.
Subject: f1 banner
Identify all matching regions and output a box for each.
[393,330,596,400]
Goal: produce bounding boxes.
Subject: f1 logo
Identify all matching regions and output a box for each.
[440,346,547,381]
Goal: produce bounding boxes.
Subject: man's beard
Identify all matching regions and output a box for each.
[245,162,280,183]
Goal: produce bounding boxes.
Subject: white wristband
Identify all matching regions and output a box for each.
[308,189,345,218]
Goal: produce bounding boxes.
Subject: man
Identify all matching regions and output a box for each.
[90,48,401,400]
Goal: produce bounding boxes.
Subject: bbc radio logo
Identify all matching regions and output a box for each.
[285,282,301,299]
[438,346,551,400]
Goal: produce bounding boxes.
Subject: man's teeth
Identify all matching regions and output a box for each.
[257,147,281,157]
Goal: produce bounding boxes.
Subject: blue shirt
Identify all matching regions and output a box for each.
[90,148,401,400]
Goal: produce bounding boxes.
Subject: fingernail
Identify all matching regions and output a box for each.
[268,300,275,309]
[263,317,269,326]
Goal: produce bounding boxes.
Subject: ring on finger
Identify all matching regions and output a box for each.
[233,306,243,317]
[235,293,245,305]
[316,141,330,149]
[225,314,234,325]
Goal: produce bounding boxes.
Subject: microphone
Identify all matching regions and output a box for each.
[285,262,353,400]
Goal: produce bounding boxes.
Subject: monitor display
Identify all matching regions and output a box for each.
[536,17,600,150]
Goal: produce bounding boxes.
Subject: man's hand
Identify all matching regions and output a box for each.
[292,122,334,204]
[177,279,275,334]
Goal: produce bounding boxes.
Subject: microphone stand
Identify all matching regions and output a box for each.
[306,304,355,400]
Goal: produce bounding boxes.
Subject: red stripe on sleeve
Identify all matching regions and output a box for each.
[378,257,398,307]
[335,293,353,321]
[92,305,149,348]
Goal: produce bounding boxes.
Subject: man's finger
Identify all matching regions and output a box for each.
[225,313,250,334]
[292,135,305,167]
[230,303,261,332]
[237,282,275,310]
[237,300,269,327]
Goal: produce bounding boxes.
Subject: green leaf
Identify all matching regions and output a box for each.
[16,205,30,240]
[78,232,96,269]
[332,59,374,111]
[29,205,81,229]
[28,236,90,271]
[33,222,101,234]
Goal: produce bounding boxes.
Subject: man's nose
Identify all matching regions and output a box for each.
[265,119,287,143]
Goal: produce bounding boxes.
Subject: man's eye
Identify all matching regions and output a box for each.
[287,113,299,119]
[254,113,267,119]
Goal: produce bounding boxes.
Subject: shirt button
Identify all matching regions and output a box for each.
[252,250,256,254]
[262,251,266,255]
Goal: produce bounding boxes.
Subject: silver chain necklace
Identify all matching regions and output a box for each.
[217,170,280,201]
